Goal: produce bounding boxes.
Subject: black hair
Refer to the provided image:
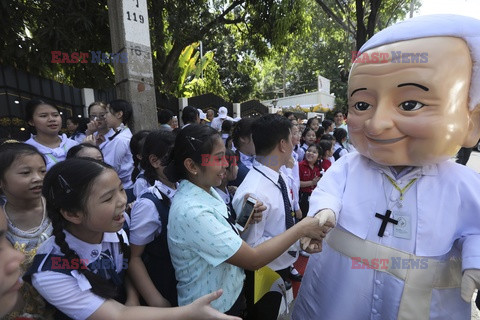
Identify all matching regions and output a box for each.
[315,126,325,138]
[42,158,129,299]
[66,116,80,125]
[25,99,60,123]
[129,130,151,182]
[108,99,132,124]
[0,142,46,184]
[320,133,335,141]
[25,99,61,134]
[232,118,255,149]
[334,110,344,117]
[163,124,220,182]
[158,109,174,125]
[306,117,319,129]
[66,143,104,161]
[225,148,237,169]
[67,117,87,136]
[88,101,107,114]
[141,130,176,185]
[221,120,233,134]
[283,111,296,120]
[252,114,292,156]
[318,140,333,158]
[306,143,322,164]
[333,128,348,148]
[181,106,199,125]
[322,119,334,131]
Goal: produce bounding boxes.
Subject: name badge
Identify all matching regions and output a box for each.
[393,215,411,240]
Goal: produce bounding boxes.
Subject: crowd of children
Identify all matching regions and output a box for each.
[0,99,345,319]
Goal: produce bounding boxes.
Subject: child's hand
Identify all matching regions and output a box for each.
[189,289,242,320]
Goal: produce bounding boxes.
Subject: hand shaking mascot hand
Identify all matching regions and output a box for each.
[293,14,480,320]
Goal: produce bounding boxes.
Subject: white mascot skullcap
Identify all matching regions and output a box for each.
[359,14,480,110]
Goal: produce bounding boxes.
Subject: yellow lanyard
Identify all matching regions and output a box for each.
[384,175,418,201]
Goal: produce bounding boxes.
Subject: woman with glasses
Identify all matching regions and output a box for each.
[85,102,112,147]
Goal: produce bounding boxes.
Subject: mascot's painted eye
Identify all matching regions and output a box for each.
[399,101,425,111]
[354,102,372,111]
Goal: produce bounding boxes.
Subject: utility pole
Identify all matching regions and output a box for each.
[107,0,158,132]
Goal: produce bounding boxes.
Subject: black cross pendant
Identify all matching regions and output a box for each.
[375,210,398,237]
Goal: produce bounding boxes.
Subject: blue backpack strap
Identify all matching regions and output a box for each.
[333,147,343,160]
[140,191,170,234]
[24,253,79,284]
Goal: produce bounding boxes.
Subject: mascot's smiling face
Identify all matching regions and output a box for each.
[348,36,480,166]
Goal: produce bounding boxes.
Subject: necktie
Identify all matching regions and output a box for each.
[88,249,122,286]
[278,174,294,230]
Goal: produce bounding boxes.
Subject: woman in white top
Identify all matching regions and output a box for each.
[101,100,135,202]
[24,99,78,170]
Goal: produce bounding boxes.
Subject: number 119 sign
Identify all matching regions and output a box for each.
[123,0,150,47]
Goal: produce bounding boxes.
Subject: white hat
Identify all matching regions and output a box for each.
[198,109,207,120]
[358,14,480,111]
[218,106,228,119]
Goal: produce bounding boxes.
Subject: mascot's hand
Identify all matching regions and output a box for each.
[301,209,336,251]
[461,269,480,302]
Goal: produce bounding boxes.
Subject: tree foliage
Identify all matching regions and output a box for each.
[258,0,417,111]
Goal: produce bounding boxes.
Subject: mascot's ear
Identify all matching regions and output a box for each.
[463,104,480,147]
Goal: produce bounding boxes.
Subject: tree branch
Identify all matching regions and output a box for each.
[198,0,245,36]
[315,0,355,35]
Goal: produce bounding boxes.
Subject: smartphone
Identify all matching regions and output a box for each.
[235,196,257,233]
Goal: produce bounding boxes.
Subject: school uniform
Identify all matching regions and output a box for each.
[100,125,134,194]
[130,180,178,306]
[233,162,298,319]
[25,134,78,170]
[70,132,86,144]
[26,230,129,320]
[229,151,255,187]
[279,151,301,214]
[132,170,151,199]
[129,181,176,246]
[233,163,299,270]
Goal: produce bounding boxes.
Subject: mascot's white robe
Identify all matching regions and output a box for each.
[293,152,480,320]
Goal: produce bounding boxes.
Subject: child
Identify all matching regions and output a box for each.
[101,99,135,202]
[300,127,316,156]
[24,100,78,170]
[332,128,348,160]
[128,130,177,307]
[305,117,320,134]
[25,158,241,320]
[298,144,322,218]
[318,140,334,172]
[129,130,151,199]
[66,143,104,161]
[165,124,329,317]
[84,102,111,147]
[0,212,25,318]
[66,117,87,143]
[0,142,53,320]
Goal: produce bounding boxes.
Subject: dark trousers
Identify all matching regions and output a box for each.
[299,192,311,219]
[244,267,291,320]
[456,147,473,165]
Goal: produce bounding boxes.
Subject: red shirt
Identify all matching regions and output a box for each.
[321,158,332,172]
[298,160,322,194]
